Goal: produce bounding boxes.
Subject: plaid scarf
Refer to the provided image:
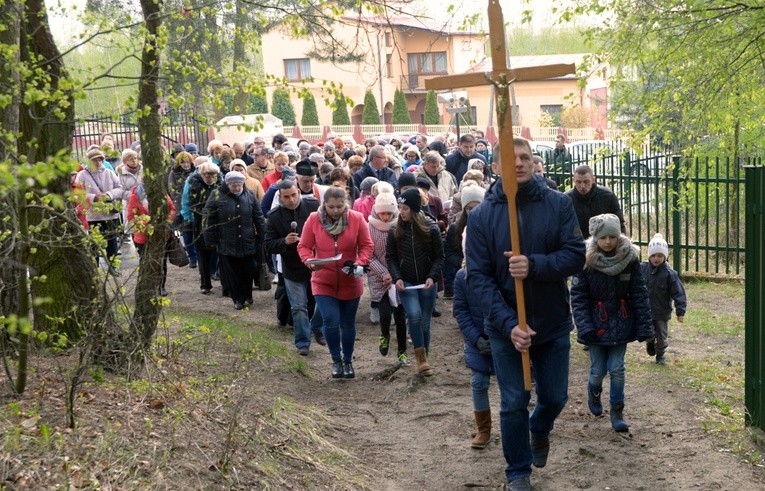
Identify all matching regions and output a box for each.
[319,206,348,236]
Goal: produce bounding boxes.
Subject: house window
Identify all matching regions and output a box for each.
[284,58,311,81]
[384,32,392,47]
[407,52,448,75]
[540,104,563,125]
[386,54,393,78]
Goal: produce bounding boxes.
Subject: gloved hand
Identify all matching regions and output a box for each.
[580,331,597,345]
[476,336,492,356]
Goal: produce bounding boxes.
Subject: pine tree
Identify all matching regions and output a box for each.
[423,90,440,124]
[361,89,381,124]
[332,94,351,125]
[301,92,320,126]
[392,89,411,124]
[248,93,268,114]
[272,89,296,126]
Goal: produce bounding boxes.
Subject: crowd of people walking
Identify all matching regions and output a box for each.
[74,129,687,491]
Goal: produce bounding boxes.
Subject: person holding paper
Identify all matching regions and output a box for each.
[298,187,374,379]
[367,189,410,366]
[386,188,444,377]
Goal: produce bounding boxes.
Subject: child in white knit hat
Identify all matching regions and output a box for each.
[639,233,687,365]
[571,213,653,432]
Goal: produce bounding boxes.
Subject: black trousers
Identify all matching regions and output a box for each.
[378,293,408,354]
[217,254,256,304]
[275,273,293,326]
[197,247,215,290]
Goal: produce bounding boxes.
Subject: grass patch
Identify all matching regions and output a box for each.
[684,308,744,337]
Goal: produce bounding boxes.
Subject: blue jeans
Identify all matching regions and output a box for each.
[490,333,570,482]
[181,230,197,263]
[284,277,323,349]
[471,370,492,412]
[588,343,627,406]
[315,295,360,363]
[398,283,437,351]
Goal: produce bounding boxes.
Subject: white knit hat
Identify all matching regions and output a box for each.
[648,233,669,259]
[374,191,398,214]
[461,183,486,208]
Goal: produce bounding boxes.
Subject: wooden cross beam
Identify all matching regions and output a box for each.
[425,0,576,391]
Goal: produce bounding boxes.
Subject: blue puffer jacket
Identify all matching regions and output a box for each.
[453,268,493,374]
[639,261,687,321]
[465,175,586,345]
[571,259,653,345]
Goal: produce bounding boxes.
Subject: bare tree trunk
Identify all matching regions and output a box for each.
[20,0,112,346]
[128,0,167,369]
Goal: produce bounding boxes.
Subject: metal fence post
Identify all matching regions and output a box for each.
[671,155,682,274]
[745,164,765,435]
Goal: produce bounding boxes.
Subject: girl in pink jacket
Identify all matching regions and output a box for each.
[298,187,374,379]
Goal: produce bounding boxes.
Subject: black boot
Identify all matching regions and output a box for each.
[610,403,629,432]
[588,384,603,416]
[331,361,343,379]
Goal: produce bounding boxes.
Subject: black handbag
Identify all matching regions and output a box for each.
[257,247,273,291]
[168,233,189,267]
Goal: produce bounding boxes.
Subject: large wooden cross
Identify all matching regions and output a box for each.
[426,0,575,391]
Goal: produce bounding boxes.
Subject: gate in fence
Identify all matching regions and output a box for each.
[745,165,765,435]
[72,110,209,161]
[545,143,759,279]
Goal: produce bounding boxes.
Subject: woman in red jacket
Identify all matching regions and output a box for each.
[298,187,374,379]
[128,184,176,296]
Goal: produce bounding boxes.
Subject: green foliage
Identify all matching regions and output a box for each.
[248,93,268,114]
[301,92,320,126]
[391,89,411,124]
[272,89,297,126]
[423,90,440,125]
[561,1,765,152]
[505,26,593,55]
[331,94,351,125]
[361,90,380,125]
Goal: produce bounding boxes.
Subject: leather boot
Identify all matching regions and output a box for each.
[588,384,603,416]
[610,403,629,432]
[413,347,433,376]
[471,410,492,449]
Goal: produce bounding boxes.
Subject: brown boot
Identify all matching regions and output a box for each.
[471,410,492,449]
[413,347,433,376]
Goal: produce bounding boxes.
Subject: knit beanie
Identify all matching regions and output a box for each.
[397,172,417,191]
[360,176,379,194]
[398,187,422,213]
[461,183,486,208]
[648,233,669,259]
[374,191,398,214]
[87,147,106,161]
[588,213,621,240]
[224,171,246,184]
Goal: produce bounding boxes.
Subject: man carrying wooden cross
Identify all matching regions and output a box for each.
[465,139,585,490]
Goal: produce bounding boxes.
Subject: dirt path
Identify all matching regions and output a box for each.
[165,263,764,491]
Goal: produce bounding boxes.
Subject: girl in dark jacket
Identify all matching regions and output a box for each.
[387,188,444,376]
[203,171,266,310]
[571,213,652,432]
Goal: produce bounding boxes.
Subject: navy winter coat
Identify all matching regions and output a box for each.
[445,150,487,184]
[353,163,398,189]
[571,259,653,345]
[639,261,687,321]
[465,175,586,345]
[453,269,493,375]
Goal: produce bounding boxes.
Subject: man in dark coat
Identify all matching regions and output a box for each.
[465,138,585,490]
[445,134,487,184]
[353,145,398,189]
[264,180,326,354]
[565,164,626,239]
[203,171,266,310]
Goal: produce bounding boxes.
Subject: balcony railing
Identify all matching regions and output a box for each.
[400,73,448,92]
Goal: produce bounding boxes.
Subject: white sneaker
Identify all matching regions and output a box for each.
[370,306,380,324]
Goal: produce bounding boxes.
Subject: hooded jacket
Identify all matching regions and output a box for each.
[639,260,687,321]
[202,182,266,257]
[465,175,586,344]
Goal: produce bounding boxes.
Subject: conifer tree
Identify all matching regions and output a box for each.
[361,89,381,124]
[423,90,440,124]
[392,89,411,124]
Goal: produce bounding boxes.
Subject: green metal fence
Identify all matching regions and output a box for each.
[545,145,761,279]
[745,165,764,433]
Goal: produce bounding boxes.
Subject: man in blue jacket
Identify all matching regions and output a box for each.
[465,137,585,491]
